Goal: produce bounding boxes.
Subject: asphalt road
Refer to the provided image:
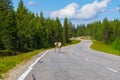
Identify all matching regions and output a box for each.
[23,40,120,80]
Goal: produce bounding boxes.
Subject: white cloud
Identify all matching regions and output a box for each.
[50,3,79,18]
[50,0,111,20]
[28,0,37,6]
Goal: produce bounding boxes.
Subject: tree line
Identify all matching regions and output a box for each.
[76,18,120,51]
[1,0,120,56]
[0,0,76,56]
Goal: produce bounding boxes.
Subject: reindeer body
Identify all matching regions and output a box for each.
[54,42,62,52]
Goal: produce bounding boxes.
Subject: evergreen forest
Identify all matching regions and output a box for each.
[0,0,120,56]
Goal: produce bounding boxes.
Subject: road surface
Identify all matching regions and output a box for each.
[20,40,120,80]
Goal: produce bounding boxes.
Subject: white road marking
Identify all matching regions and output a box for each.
[106,67,118,73]
[17,50,49,80]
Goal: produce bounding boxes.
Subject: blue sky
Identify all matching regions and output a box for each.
[12,0,120,25]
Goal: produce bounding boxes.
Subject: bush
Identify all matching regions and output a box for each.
[0,50,16,56]
[112,39,120,51]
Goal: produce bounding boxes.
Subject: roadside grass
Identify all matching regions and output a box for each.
[70,40,80,44]
[90,40,120,56]
[0,49,45,79]
[64,39,80,46]
[0,39,80,79]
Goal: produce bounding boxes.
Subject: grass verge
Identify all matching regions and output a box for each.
[64,40,80,46]
[90,40,120,56]
[0,49,45,79]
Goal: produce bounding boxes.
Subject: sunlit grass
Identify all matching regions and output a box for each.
[0,49,44,79]
[90,40,120,56]
[64,40,80,46]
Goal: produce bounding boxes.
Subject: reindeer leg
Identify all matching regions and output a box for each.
[55,47,56,52]
[59,47,61,53]
[59,48,60,52]
[55,48,56,52]
[59,48,61,53]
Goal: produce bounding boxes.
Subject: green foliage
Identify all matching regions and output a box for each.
[0,50,16,56]
[76,17,120,52]
[54,17,63,41]
[91,41,120,56]
[0,0,77,56]
[76,24,85,36]
[0,0,120,55]
[0,0,17,51]
[63,18,71,44]
[112,39,120,51]
[16,0,29,51]
[0,49,44,78]
[102,18,111,43]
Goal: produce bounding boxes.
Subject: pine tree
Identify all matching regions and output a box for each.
[54,17,63,41]
[0,0,17,51]
[102,18,111,43]
[0,0,6,50]
[3,7,17,51]
[39,12,48,48]
[16,0,29,51]
[63,17,69,44]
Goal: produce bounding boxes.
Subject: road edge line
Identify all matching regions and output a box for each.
[106,67,118,73]
[17,50,49,80]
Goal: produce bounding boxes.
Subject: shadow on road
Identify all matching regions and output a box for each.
[32,74,36,80]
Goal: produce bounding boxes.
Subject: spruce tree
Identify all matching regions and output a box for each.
[0,0,17,52]
[55,17,63,41]
[16,0,28,51]
[63,17,69,44]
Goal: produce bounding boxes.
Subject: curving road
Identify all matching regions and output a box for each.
[20,40,120,80]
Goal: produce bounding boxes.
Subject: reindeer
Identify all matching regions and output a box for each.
[54,41,62,52]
